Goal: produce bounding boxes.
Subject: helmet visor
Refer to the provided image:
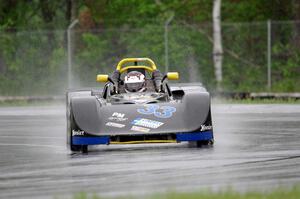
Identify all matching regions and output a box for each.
[125,82,144,92]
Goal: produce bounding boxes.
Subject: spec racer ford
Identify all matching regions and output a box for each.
[67,58,213,152]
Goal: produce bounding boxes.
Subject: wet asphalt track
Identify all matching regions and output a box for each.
[0,104,300,198]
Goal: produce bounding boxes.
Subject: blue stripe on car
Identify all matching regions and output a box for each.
[176,131,213,142]
[72,131,212,145]
[72,136,109,145]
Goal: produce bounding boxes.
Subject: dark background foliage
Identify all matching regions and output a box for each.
[0,0,299,95]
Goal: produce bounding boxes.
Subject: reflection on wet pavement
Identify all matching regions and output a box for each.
[0,104,299,198]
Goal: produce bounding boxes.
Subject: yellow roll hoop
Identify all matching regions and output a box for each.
[116,58,157,73]
[96,58,180,83]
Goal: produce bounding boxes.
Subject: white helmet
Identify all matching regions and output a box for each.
[124,71,145,92]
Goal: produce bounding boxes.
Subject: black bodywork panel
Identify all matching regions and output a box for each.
[69,83,211,136]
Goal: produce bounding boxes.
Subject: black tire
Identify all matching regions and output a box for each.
[188,139,214,147]
[81,145,88,153]
[196,139,214,147]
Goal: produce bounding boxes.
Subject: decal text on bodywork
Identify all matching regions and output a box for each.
[108,112,128,122]
[131,125,150,133]
[72,130,85,136]
[106,122,125,128]
[131,118,164,129]
[137,104,176,118]
[200,125,212,131]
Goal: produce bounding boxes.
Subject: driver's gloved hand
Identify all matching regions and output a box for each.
[152,70,163,92]
[110,70,120,93]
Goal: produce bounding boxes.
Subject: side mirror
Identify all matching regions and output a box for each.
[96,74,109,83]
[167,72,179,80]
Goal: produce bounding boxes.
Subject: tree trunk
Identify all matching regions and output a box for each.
[66,0,77,23]
[292,0,300,47]
[40,1,55,51]
[213,0,223,91]
[0,53,6,74]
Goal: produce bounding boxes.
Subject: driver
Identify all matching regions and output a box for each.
[124,71,146,92]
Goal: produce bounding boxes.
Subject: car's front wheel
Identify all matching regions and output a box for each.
[196,139,214,147]
[189,139,214,147]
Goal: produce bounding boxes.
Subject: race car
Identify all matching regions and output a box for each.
[67,58,213,152]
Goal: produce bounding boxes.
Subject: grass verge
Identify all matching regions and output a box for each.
[1,98,299,107]
[68,186,300,199]
[0,100,64,107]
[213,97,300,104]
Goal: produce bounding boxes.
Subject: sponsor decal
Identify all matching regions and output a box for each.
[131,125,150,133]
[137,104,176,118]
[200,125,212,131]
[72,130,85,136]
[132,118,164,129]
[106,122,125,128]
[108,112,128,122]
[112,112,125,118]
